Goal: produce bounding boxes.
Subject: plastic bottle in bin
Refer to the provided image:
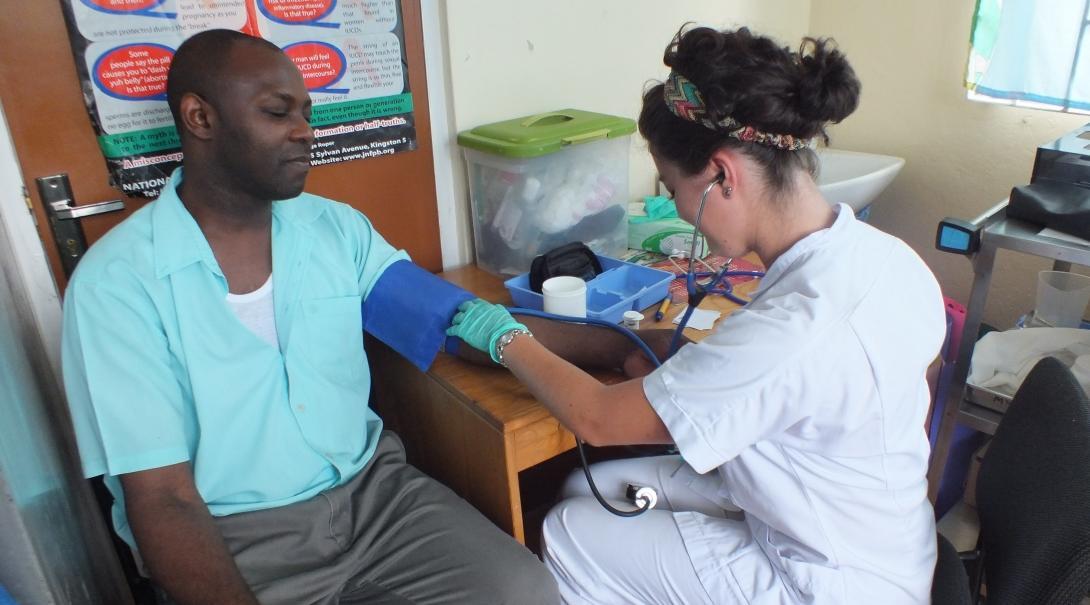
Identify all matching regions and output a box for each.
[480,169,517,216]
[492,175,543,249]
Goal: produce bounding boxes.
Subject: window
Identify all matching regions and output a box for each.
[966,0,1090,115]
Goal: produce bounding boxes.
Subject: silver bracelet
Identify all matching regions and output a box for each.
[494,328,532,368]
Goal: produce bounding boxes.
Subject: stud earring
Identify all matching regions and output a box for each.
[723,185,733,197]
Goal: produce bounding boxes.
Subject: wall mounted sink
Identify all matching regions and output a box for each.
[815,148,905,212]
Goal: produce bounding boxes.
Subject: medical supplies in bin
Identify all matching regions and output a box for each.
[458,109,635,276]
[504,255,673,324]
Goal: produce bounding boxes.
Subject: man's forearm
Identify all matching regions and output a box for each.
[450,315,634,368]
[503,334,673,446]
[519,316,636,368]
[452,315,676,370]
[127,494,258,605]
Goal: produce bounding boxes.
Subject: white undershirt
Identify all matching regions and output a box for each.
[225,274,279,348]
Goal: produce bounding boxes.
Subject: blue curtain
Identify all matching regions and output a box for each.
[966,0,1090,111]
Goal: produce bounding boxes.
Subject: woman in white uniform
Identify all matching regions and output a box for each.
[448,26,946,604]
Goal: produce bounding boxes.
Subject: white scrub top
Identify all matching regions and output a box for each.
[644,204,946,603]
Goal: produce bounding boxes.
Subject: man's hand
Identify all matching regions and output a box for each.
[622,329,691,378]
[122,463,259,605]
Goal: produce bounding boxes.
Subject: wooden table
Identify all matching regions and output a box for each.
[368,263,761,544]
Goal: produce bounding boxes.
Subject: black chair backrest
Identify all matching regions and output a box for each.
[932,532,972,605]
[976,356,1090,604]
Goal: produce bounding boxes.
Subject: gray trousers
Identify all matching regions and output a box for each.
[203,432,558,604]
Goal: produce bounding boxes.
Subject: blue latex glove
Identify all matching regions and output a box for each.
[446,299,529,363]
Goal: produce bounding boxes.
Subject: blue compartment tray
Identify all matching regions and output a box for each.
[504,255,673,324]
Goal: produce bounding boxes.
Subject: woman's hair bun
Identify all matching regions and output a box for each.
[795,38,860,124]
[640,26,860,190]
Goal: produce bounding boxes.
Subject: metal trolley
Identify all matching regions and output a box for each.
[927,199,1090,499]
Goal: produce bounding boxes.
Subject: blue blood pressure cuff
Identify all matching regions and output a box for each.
[362,260,475,371]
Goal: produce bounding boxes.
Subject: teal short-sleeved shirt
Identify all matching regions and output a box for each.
[61,168,408,548]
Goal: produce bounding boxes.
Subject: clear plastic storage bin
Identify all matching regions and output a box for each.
[458,109,635,276]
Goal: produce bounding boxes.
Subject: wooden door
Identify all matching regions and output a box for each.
[0,0,441,294]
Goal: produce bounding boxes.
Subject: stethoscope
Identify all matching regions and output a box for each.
[666,175,764,357]
[508,175,767,517]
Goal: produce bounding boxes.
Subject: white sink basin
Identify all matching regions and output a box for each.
[815,148,905,212]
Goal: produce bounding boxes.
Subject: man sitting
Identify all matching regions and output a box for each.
[62,29,558,605]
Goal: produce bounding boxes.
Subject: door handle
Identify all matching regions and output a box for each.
[37,174,125,220]
[49,198,125,220]
[34,173,127,277]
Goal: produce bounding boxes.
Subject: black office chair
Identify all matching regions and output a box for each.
[933,356,1090,604]
[932,532,972,605]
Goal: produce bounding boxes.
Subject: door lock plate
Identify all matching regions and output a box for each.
[34,173,126,277]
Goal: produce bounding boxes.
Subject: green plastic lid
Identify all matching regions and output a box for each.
[457,109,636,158]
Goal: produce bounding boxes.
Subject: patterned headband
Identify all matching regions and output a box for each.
[663,71,811,151]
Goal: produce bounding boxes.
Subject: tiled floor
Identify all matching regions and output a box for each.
[937,500,980,551]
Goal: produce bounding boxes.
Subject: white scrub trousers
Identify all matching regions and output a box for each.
[541,455,760,605]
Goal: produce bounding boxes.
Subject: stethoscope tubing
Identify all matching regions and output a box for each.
[690,270,766,306]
